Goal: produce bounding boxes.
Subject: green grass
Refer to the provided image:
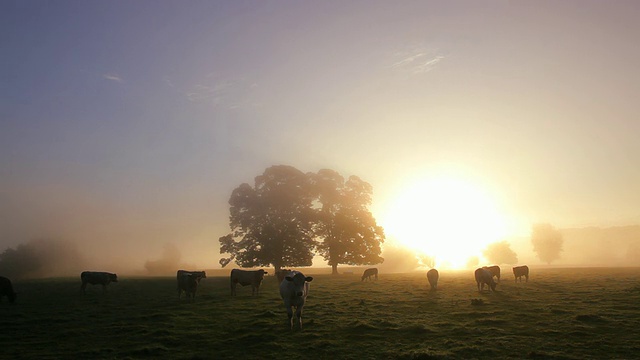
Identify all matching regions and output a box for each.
[1,268,639,359]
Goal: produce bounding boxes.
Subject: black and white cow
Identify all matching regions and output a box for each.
[230,269,268,296]
[279,271,313,330]
[513,265,530,282]
[361,268,378,281]
[427,269,439,290]
[475,267,497,292]
[0,276,16,303]
[80,271,118,294]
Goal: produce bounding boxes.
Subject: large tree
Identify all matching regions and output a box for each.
[531,223,564,264]
[219,165,316,272]
[483,241,518,265]
[311,169,385,274]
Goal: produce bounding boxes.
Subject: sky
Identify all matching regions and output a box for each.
[2,1,639,272]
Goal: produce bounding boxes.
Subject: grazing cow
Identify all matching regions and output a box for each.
[483,265,501,283]
[361,268,378,281]
[276,269,293,284]
[80,271,118,294]
[0,276,17,304]
[475,268,497,292]
[427,269,439,290]
[230,269,268,296]
[279,271,313,330]
[177,270,206,299]
[513,265,530,282]
[179,274,199,302]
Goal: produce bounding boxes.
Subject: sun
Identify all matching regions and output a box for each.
[380,176,508,269]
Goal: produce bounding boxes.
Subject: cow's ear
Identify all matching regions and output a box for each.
[305,277,313,282]
[285,276,293,282]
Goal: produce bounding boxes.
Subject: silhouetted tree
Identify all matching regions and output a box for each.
[483,240,518,265]
[0,239,84,279]
[219,165,316,272]
[311,169,384,274]
[531,223,564,264]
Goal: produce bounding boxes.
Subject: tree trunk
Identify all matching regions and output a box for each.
[331,264,338,275]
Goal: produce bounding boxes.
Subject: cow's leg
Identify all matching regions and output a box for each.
[230,282,235,296]
[81,282,87,294]
[295,305,303,329]
[285,305,294,329]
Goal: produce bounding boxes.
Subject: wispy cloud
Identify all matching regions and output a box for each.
[103,73,124,83]
[390,45,445,75]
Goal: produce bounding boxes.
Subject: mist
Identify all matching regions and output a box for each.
[0,239,86,279]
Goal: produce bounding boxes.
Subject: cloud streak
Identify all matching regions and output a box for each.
[390,45,445,74]
[103,73,124,83]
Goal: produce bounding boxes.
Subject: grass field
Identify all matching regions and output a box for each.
[1,267,639,359]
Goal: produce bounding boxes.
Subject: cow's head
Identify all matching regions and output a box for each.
[285,272,313,297]
[110,274,118,282]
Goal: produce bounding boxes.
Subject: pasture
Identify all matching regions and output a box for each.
[1,267,639,359]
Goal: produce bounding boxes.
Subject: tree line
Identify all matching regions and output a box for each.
[218,165,385,274]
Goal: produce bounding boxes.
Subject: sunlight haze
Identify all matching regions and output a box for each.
[2,1,639,273]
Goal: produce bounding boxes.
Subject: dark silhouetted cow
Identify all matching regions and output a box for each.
[179,273,199,302]
[361,268,378,281]
[230,269,268,296]
[475,267,497,292]
[279,271,313,330]
[80,271,118,294]
[513,265,529,282]
[427,269,439,290]
[0,276,17,304]
[177,270,206,299]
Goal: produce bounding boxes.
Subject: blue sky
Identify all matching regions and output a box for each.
[2,1,639,270]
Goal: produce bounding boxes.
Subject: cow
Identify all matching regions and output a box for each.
[177,270,206,299]
[361,268,378,281]
[513,265,530,282]
[475,267,497,292]
[178,273,199,302]
[427,269,439,290]
[230,269,268,296]
[275,269,293,284]
[0,276,17,304]
[279,271,313,330]
[80,271,118,294]
[483,265,501,283]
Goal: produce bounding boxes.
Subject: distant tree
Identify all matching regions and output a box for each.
[483,241,518,265]
[531,223,564,264]
[311,169,385,274]
[466,256,480,269]
[219,165,317,273]
[0,239,84,279]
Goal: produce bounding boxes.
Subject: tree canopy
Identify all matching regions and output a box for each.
[531,223,564,264]
[311,169,384,274]
[219,165,317,272]
[218,166,385,273]
[482,240,518,265]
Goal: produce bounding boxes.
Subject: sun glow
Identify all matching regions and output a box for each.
[381,176,508,269]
